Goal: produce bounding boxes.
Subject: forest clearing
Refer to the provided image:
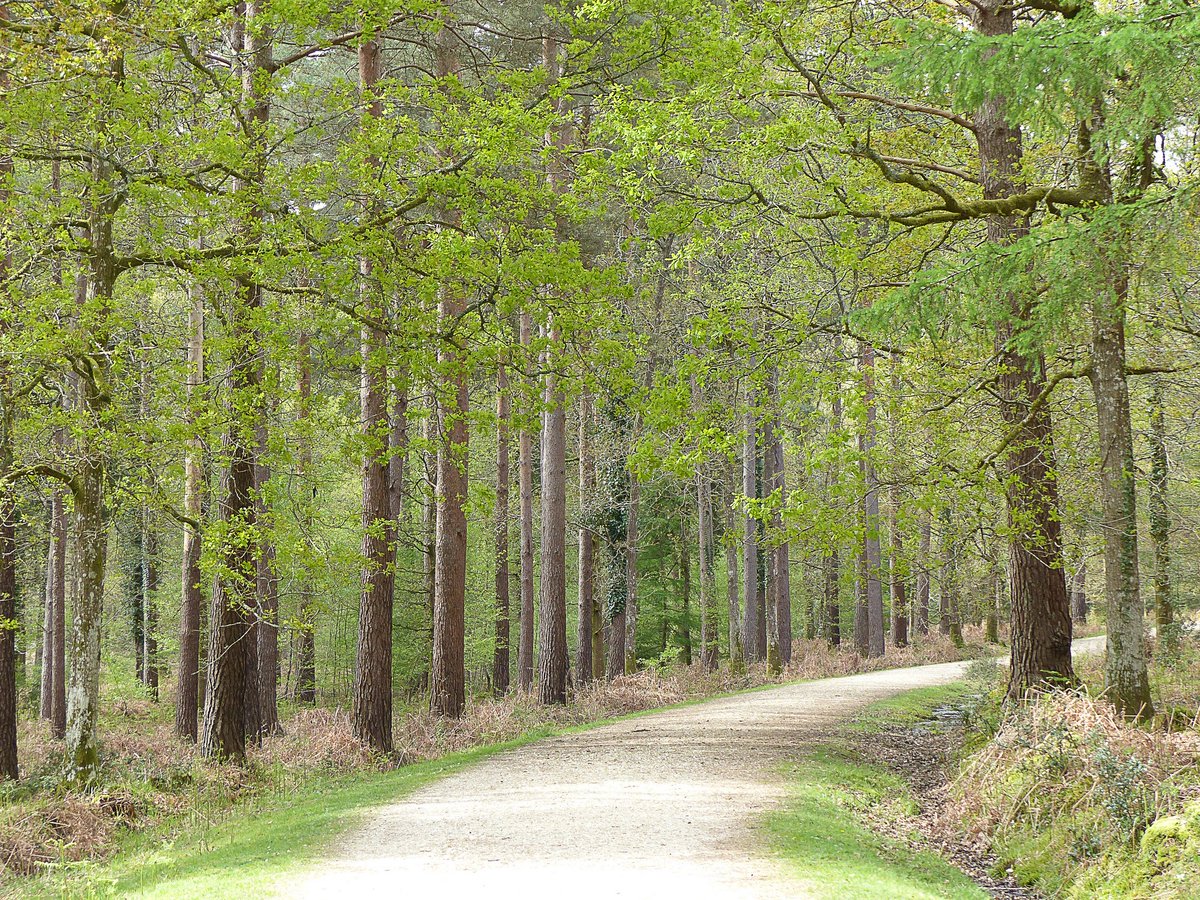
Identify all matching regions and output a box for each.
[2,0,1200,897]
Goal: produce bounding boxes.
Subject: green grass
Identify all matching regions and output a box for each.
[849,682,980,733]
[764,681,991,900]
[20,730,559,899]
[764,749,985,900]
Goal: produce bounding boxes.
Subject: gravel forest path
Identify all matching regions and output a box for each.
[290,638,1104,900]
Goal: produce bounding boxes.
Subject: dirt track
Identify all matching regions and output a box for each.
[288,639,1104,900]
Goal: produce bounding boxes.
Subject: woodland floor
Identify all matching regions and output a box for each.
[284,636,1107,900]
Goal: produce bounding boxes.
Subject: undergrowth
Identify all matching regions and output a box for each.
[944,627,1200,898]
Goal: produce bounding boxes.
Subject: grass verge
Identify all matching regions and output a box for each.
[764,680,988,900]
[18,729,559,899]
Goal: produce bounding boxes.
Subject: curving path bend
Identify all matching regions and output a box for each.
[288,638,1105,900]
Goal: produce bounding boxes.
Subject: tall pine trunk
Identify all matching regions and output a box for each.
[915,509,931,636]
[141,512,159,700]
[888,359,908,648]
[767,369,792,665]
[352,35,397,751]
[0,2,14,780]
[295,332,317,704]
[176,284,205,738]
[859,340,884,658]
[537,318,568,703]
[255,418,280,735]
[494,362,512,695]
[824,392,843,646]
[724,461,744,672]
[761,413,781,675]
[940,509,963,647]
[741,408,760,661]
[517,311,535,692]
[576,391,594,685]
[429,10,469,719]
[0,465,13,780]
[624,466,640,674]
[201,3,271,761]
[603,412,629,679]
[973,0,1074,699]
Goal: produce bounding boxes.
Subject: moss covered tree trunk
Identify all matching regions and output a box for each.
[1090,265,1153,720]
[1148,376,1174,652]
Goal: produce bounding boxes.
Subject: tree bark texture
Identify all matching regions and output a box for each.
[176,284,205,738]
[1148,377,1172,649]
[859,340,884,658]
[973,0,1075,699]
[517,312,536,692]
[353,36,397,750]
[741,408,760,662]
[576,390,594,685]
[494,362,512,695]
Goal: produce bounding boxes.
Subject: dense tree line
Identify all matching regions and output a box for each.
[1,0,1198,783]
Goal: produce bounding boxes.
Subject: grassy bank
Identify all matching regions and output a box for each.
[18,733,557,900]
[764,679,988,900]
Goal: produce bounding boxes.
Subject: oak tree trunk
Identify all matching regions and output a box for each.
[1091,267,1153,720]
